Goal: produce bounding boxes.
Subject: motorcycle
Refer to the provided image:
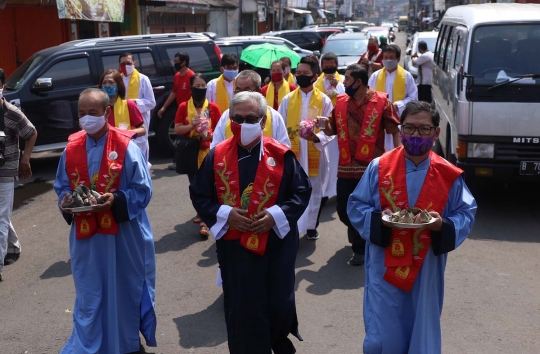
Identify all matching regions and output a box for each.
[388,29,396,43]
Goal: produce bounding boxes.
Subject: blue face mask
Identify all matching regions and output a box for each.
[223,69,238,81]
[102,85,118,99]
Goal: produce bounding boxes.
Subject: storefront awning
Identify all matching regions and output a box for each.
[285,7,311,14]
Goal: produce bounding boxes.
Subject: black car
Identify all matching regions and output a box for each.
[3,33,222,156]
[260,30,324,53]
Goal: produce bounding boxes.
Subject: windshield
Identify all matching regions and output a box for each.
[322,39,368,56]
[399,20,408,25]
[5,54,47,91]
[416,37,437,52]
[366,30,388,39]
[470,24,540,84]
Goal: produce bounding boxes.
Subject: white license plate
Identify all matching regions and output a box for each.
[519,161,540,176]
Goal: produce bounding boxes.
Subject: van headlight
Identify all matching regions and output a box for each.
[467,143,494,158]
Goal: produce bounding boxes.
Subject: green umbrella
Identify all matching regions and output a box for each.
[240,43,301,69]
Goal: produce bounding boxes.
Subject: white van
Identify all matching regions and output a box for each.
[432,3,540,183]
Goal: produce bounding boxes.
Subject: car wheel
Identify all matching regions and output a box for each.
[156,107,177,157]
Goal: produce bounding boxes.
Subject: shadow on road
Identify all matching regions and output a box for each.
[469,181,540,243]
[173,294,227,349]
[295,236,317,269]
[318,196,337,224]
[149,165,182,181]
[295,247,365,295]
[197,243,218,268]
[14,179,54,211]
[40,259,72,279]
[154,221,209,254]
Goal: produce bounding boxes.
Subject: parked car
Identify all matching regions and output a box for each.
[403,31,438,78]
[260,30,324,53]
[362,26,390,40]
[320,32,369,74]
[303,28,344,46]
[3,33,222,156]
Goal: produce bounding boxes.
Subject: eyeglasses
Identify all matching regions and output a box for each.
[233,88,255,94]
[399,125,437,136]
[231,115,263,124]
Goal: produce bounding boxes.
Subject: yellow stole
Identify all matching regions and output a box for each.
[284,73,295,85]
[315,72,342,105]
[187,98,210,168]
[225,108,273,139]
[113,98,132,130]
[375,66,406,101]
[215,75,232,112]
[286,88,323,177]
[125,68,140,100]
[266,80,291,109]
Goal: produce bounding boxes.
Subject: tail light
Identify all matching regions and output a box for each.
[322,38,326,46]
[213,43,222,59]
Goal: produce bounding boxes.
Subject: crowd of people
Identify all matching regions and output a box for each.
[0,35,477,354]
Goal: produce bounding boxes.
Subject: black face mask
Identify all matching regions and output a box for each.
[345,79,360,98]
[322,67,338,75]
[296,75,315,89]
[191,87,207,103]
[174,63,184,71]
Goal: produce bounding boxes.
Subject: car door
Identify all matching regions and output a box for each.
[18,52,97,146]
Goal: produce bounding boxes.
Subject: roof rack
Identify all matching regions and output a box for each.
[73,33,207,48]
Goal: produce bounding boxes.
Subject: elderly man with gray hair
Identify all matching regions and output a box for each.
[190,91,312,354]
[211,70,290,149]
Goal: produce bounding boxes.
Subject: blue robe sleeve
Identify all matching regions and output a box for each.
[431,175,477,256]
[53,150,74,225]
[189,149,222,229]
[277,151,312,223]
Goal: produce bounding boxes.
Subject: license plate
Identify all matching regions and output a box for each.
[519,161,540,176]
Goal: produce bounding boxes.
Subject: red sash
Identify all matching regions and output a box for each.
[214,137,288,256]
[65,127,132,239]
[378,147,462,291]
[334,92,387,165]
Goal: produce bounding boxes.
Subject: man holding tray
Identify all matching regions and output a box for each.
[53,88,157,353]
[347,101,477,353]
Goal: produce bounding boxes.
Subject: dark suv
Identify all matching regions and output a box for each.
[261,30,324,53]
[3,33,222,156]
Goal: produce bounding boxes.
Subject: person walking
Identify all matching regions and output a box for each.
[261,60,296,111]
[320,64,401,266]
[0,68,38,280]
[358,36,384,77]
[206,53,239,113]
[190,91,312,354]
[412,41,435,103]
[347,101,477,353]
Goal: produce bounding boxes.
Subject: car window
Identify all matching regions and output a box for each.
[165,46,213,73]
[434,25,446,65]
[303,33,320,43]
[283,34,303,45]
[454,35,462,69]
[443,27,455,72]
[101,52,157,78]
[41,58,92,89]
[220,45,241,57]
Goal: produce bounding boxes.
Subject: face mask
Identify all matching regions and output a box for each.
[284,67,291,75]
[401,134,436,156]
[223,69,238,81]
[271,72,283,82]
[102,86,118,99]
[79,115,107,135]
[382,60,398,71]
[345,79,360,98]
[322,67,337,75]
[296,75,315,89]
[191,87,207,102]
[174,63,184,71]
[120,64,134,76]
[231,120,263,146]
[368,45,378,53]
[0,88,3,101]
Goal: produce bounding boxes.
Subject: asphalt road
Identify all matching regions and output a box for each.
[1,33,539,354]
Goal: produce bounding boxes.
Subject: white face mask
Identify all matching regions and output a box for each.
[233,121,263,146]
[0,86,4,100]
[382,60,398,71]
[125,65,135,76]
[284,67,291,75]
[79,115,106,135]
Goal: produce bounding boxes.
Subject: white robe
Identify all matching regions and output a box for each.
[278,89,334,233]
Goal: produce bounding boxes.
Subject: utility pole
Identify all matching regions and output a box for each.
[279,0,283,30]
[239,0,244,35]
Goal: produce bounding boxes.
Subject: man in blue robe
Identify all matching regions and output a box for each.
[347,101,477,353]
[190,92,312,353]
[53,88,157,354]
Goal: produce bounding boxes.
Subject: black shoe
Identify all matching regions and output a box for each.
[348,253,365,266]
[306,230,319,240]
[4,253,20,266]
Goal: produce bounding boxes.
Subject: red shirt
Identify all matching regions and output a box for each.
[173,69,195,105]
[358,49,383,64]
[107,99,144,128]
[174,101,222,137]
[261,83,297,110]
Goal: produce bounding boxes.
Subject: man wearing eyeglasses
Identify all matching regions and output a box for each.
[190,91,312,353]
[347,101,477,353]
[211,70,290,149]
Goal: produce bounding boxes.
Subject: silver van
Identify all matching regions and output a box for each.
[432,3,540,183]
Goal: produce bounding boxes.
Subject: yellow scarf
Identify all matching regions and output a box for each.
[187,98,210,168]
[286,88,323,177]
[113,98,132,130]
[315,72,342,105]
[215,75,232,112]
[225,108,273,139]
[284,73,295,85]
[266,80,291,109]
[375,66,406,101]
[125,68,140,100]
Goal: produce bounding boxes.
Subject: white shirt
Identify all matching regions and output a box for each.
[368,67,418,115]
[413,51,434,85]
[210,107,291,149]
[206,77,234,105]
[317,76,346,95]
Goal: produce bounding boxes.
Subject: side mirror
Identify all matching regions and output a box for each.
[32,78,53,93]
[457,65,464,93]
[406,48,412,56]
[313,50,321,57]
